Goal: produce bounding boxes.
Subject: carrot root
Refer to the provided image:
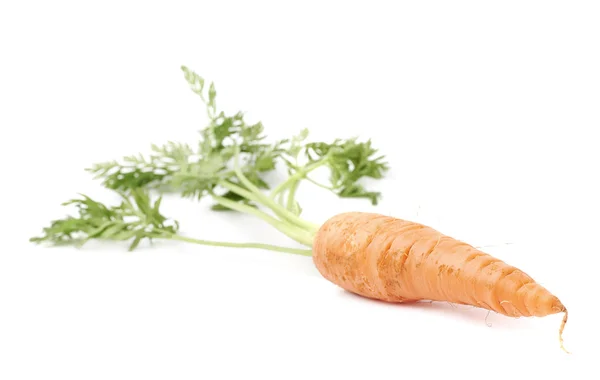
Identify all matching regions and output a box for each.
[559,309,570,354]
[313,211,570,352]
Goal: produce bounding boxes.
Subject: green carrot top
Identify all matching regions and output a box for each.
[30,66,389,255]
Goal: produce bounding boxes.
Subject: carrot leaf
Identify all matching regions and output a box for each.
[30,189,179,251]
[33,65,390,255]
[304,138,389,205]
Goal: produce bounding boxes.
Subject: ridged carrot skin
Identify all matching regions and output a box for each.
[313,212,568,347]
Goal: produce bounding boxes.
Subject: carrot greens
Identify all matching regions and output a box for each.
[30,66,389,254]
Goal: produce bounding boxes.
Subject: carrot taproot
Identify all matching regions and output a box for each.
[312,212,569,352]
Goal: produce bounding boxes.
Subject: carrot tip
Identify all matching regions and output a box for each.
[559,309,570,354]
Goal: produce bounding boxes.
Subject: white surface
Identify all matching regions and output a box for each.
[1,1,599,378]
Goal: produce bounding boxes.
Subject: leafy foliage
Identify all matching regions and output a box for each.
[305,138,389,204]
[30,189,179,251]
[86,66,390,209]
[31,66,392,255]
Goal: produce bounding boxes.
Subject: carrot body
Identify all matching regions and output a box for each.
[312,212,566,320]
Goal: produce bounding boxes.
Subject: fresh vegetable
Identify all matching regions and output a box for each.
[313,212,569,353]
[30,66,568,352]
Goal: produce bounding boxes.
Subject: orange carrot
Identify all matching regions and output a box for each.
[33,67,569,352]
[312,212,569,352]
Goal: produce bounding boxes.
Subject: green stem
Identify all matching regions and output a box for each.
[220,180,305,221]
[218,180,263,206]
[304,176,334,191]
[170,234,312,256]
[276,190,286,207]
[230,150,320,233]
[269,158,329,198]
[210,194,314,247]
[286,179,300,214]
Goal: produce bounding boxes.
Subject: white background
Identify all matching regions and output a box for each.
[1,1,599,378]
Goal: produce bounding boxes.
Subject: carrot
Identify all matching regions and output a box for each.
[31,66,569,352]
[313,212,569,352]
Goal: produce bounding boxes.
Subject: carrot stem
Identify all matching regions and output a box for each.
[210,194,314,247]
[269,158,329,198]
[218,180,315,232]
[286,179,301,214]
[304,176,333,191]
[170,234,312,256]
[230,147,320,234]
